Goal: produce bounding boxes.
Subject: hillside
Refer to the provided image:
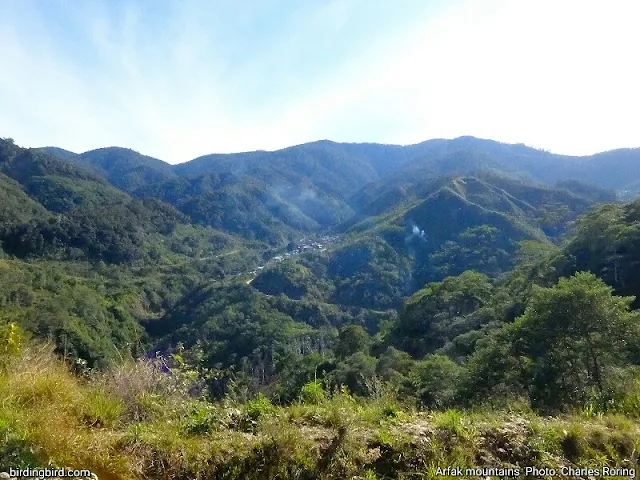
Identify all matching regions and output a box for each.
[171,136,640,196]
[40,136,639,247]
[310,174,601,296]
[133,173,352,244]
[0,138,262,366]
[0,172,50,227]
[2,135,640,478]
[40,146,177,195]
[1,345,638,479]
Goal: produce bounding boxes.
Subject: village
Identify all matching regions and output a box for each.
[246,234,341,277]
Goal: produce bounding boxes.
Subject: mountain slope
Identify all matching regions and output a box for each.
[38,146,79,162]
[359,136,640,196]
[0,172,50,228]
[300,174,602,301]
[40,136,638,247]
[43,136,640,201]
[1,138,251,265]
[41,146,177,195]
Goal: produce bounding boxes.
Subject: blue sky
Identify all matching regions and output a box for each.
[1,0,638,163]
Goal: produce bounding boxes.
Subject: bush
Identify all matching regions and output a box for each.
[299,380,326,405]
[182,402,228,435]
[0,418,40,469]
[245,393,276,421]
[94,357,200,421]
[0,322,24,359]
[410,354,462,409]
[237,393,277,432]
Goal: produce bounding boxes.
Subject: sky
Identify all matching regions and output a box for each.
[0,0,639,164]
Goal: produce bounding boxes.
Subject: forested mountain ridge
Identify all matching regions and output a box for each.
[43,136,640,198]
[40,146,177,195]
[2,134,640,477]
[38,135,639,247]
[1,138,253,265]
[0,137,264,367]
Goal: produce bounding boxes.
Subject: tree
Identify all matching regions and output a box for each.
[376,346,415,395]
[512,272,640,411]
[335,325,370,359]
[561,203,640,300]
[410,354,462,409]
[329,351,377,396]
[393,271,493,357]
[427,225,512,279]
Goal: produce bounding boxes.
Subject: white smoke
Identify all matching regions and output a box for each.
[405,221,427,246]
[412,225,426,239]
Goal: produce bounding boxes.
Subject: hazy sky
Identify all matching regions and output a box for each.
[1,0,638,163]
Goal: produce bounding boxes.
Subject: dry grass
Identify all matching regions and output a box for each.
[1,346,639,479]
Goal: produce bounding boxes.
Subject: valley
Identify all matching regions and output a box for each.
[1,135,640,478]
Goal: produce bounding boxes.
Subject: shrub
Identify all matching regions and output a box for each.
[299,380,326,405]
[0,418,40,469]
[94,356,200,421]
[0,322,24,362]
[245,393,276,421]
[182,402,228,435]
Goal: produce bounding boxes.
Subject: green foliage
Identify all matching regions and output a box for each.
[299,380,327,404]
[460,328,528,405]
[329,352,377,397]
[245,393,275,419]
[49,146,177,194]
[393,270,494,357]
[335,325,371,358]
[410,354,462,409]
[80,391,125,428]
[375,346,414,390]
[181,403,227,435]
[328,236,412,309]
[3,133,640,456]
[428,225,513,278]
[0,418,41,469]
[241,393,276,431]
[0,260,144,367]
[24,174,129,213]
[251,261,321,300]
[0,172,50,228]
[558,201,640,308]
[465,272,640,413]
[513,272,640,412]
[0,322,24,358]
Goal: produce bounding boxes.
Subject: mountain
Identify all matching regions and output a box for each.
[1,138,252,266]
[11,134,634,339]
[41,146,177,195]
[167,141,381,240]
[0,171,51,228]
[42,137,640,200]
[246,172,605,312]
[38,146,79,162]
[3,135,640,478]
[2,140,132,213]
[32,136,624,307]
[40,136,639,247]
[133,171,354,244]
[173,136,640,197]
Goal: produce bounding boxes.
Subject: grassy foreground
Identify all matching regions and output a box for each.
[0,345,638,480]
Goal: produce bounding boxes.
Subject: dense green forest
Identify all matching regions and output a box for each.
[2,136,640,478]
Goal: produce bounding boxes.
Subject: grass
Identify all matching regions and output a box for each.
[0,346,639,479]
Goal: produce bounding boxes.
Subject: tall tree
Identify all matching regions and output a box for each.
[498,272,640,411]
